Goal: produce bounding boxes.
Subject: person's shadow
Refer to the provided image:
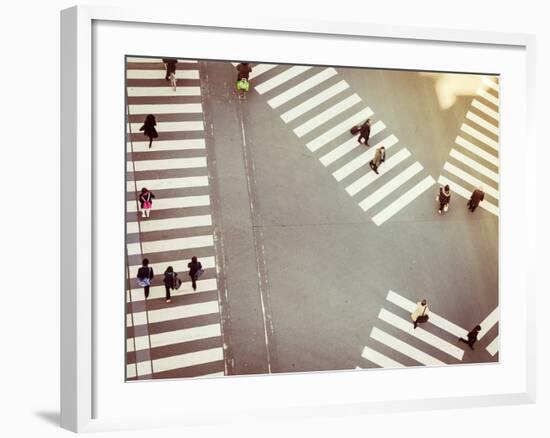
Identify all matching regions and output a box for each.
[34,411,60,427]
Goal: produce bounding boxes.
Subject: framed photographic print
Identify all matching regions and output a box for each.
[61,5,536,433]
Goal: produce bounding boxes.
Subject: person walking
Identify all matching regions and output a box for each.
[139,114,158,148]
[163,266,178,303]
[138,187,155,218]
[357,118,372,146]
[467,186,485,212]
[136,258,154,299]
[369,146,386,175]
[437,184,451,214]
[162,58,178,81]
[459,325,482,350]
[411,299,429,329]
[187,256,203,291]
[236,62,252,98]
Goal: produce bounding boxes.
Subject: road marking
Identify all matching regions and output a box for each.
[127,278,218,302]
[127,157,207,172]
[128,256,215,277]
[461,123,499,151]
[437,175,499,216]
[127,139,206,152]
[471,99,498,121]
[249,64,278,80]
[127,234,214,256]
[477,307,499,340]
[443,162,499,199]
[127,58,197,63]
[378,309,465,360]
[129,103,203,115]
[449,149,499,183]
[152,347,224,373]
[126,361,151,379]
[129,121,204,133]
[370,327,445,366]
[127,176,209,192]
[486,335,499,356]
[320,121,386,167]
[255,66,312,94]
[127,86,201,97]
[128,324,222,352]
[372,176,435,226]
[127,70,200,79]
[359,162,423,212]
[127,195,210,212]
[455,136,499,167]
[127,215,212,234]
[466,111,499,136]
[477,88,499,107]
[361,346,405,368]
[346,148,411,196]
[129,301,220,327]
[280,81,350,123]
[268,68,337,108]
[332,134,398,181]
[293,94,361,137]
[306,107,374,152]
[482,77,499,92]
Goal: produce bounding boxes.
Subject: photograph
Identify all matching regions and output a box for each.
[125,57,500,380]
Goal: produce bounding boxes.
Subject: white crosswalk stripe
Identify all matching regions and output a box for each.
[482,77,499,92]
[255,66,312,94]
[449,149,498,183]
[152,348,224,374]
[471,99,498,121]
[129,104,203,115]
[249,64,278,80]
[127,157,207,172]
[477,307,499,340]
[129,121,204,133]
[127,139,206,152]
[127,215,212,234]
[455,136,499,167]
[466,111,499,136]
[127,195,210,212]
[437,176,499,216]
[127,278,218,302]
[127,234,214,256]
[443,162,498,199]
[127,176,209,192]
[127,86,201,97]
[128,324,221,352]
[477,88,499,107]
[127,70,200,80]
[361,346,404,368]
[461,123,499,151]
[127,58,197,63]
[486,335,499,356]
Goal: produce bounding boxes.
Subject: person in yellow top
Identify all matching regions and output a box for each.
[411,299,429,329]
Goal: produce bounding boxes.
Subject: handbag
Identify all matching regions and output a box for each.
[174,275,182,290]
[137,267,152,287]
[350,125,361,135]
[416,306,429,324]
[143,200,152,209]
[194,268,204,280]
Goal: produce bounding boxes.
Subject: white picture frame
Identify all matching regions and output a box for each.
[60,5,536,433]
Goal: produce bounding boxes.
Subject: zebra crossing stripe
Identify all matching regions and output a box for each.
[449,149,499,183]
[455,136,499,167]
[443,162,499,199]
[127,215,212,234]
[127,361,151,379]
[372,176,435,226]
[129,103,203,115]
[128,324,222,352]
[126,176,209,192]
[128,257,216,280]
[127,139,206,152]
[332,134,398,181]
[482,77,499,92]
[346,148,411,196]
[280,81,350,123]
[477,307,499,340]
[486,335,499,356]
[127,157,207,172]
[306,107,374,152]
[359,162,423,212]
[268,68,338,108]
[127,87,201,97]
[129,121,204,133]
[255,66,312,94]
[126,234,214,256]
[127,278,218,302]
[466,111,499,136]
[471,99,498,121]
[370,327,445,366]
[128,301,220,327]
[378,309,465,360]
[437,175,499,216]
[126,195,210,212]
[152,347,224,374]
[461,123,498,151]
[361,346,405,368]
[477,88,499,107]
[126,70,200,80]
[320,121,386,167]
[293,94,361,137]
[249,64,278,80]
[127,58,197,63]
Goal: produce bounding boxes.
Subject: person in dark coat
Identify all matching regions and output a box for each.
[138,187,155,218]
[369,146,386,175]
[136,258,154,299]
[467,186,485,212]
[236,62,252,81]
[459,325,482,350]
[437,184,451,214]
[162,58,178,80]
[163,266,177,303]
[187,256,203,291]
[139,114,158,148]
[358,118,372,146]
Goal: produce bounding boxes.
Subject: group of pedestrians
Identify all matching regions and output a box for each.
[410,299,482,350]
[136,256,204,303]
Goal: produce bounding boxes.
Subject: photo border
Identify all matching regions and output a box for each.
[60,5,536,432]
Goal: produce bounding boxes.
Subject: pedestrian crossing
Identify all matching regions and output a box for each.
[358,290,499,369]
[234,62,435,226]
[438,76,500,216]
[125,57,226,380]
